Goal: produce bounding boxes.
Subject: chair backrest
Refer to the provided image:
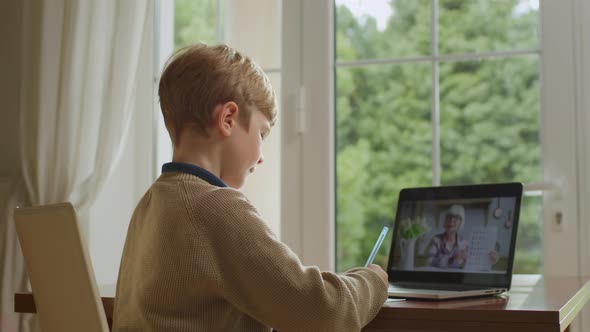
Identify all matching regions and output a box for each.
[14,202,109,332]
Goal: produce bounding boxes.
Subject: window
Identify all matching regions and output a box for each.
[155,0,588,279]
[334,0,542,273]
[282,0,585,281]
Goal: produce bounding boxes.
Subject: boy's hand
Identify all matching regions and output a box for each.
[367,264,389,284]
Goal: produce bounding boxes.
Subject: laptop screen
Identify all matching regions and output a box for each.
[387,183,523,288]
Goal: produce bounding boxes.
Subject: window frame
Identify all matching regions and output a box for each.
[280,0,335,269]
[281,0,590,280]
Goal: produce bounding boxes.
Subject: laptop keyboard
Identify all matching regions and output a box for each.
[393,282,483,292]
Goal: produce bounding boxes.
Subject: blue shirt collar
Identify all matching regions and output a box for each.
[161,162,228,187]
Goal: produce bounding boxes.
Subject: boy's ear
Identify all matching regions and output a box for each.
[215,102,239,137]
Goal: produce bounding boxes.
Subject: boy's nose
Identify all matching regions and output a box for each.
[257,154,264,165]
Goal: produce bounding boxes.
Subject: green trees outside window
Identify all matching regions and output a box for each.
[335,0,542,273]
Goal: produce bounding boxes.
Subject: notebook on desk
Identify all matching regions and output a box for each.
[386,182,523,300]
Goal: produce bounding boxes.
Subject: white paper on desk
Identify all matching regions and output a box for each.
[464,226,497,272]
[385,297,406,302]
[385,298,406,303]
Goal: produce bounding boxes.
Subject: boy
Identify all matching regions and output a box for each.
[113,44,388,331]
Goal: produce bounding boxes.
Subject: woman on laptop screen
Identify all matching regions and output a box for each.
[426,204,499,270]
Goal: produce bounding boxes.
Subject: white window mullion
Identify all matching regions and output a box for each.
[281,0,334,270]
[280,0,304,259]
[576,0,590,278]
[539,0,579,278]
[573,0,590,330]
[335,49,541,68]
[299,0,334,270]
[431,0,440,186]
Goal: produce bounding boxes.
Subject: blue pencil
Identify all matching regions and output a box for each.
[365,226,390,267]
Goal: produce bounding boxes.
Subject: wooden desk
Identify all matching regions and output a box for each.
[14,275,590,332]
[15,284,116,330]
[365,275,590,332]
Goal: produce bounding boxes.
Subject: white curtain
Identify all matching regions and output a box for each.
[2,1,152,331]
[20,0,150,213]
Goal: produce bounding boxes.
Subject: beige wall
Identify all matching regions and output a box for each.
[0,2,25,329]
[0,0,23,177]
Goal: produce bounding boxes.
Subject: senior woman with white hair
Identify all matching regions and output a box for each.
[426,204,470,268]
[427,204,500,269]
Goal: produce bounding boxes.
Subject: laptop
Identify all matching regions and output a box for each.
[386,182,523,300]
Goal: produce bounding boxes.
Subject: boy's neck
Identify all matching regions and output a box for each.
[172,130,222,179]
[172,154,219,175]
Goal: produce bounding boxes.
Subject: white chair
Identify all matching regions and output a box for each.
[14,202,109,332]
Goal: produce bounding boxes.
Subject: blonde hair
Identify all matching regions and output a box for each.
[158,44,277,144]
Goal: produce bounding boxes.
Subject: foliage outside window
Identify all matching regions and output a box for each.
[335,0,542,274]
[174,0,220,48]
